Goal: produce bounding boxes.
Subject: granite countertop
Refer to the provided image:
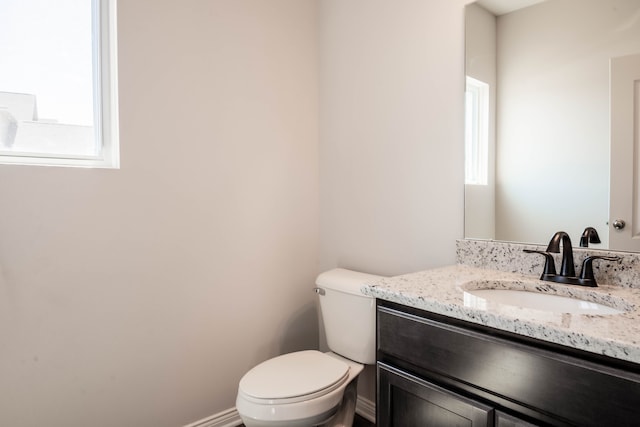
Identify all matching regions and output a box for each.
[362,264,640,364]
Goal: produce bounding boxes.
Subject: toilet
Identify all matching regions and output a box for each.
[236,268,380,427]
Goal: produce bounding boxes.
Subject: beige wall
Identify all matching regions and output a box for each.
[0,0,469,425]
[0,1,320,426]
[464,3,497,241]
[319,0,467,402]
[319,0,466,277]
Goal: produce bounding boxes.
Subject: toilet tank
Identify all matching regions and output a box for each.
[315,268,381,365]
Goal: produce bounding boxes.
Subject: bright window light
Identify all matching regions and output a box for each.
[0,0,119,168]
[465,76,489,185]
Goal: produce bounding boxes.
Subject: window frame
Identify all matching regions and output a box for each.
[0,0,119,169]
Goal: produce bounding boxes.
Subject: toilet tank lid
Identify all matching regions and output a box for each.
[315,268,382,296]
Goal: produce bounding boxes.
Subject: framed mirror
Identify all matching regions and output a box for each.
[464,0,640,251]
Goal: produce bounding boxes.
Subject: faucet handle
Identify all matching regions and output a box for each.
[524,249,557,279]
[579,256,621,287]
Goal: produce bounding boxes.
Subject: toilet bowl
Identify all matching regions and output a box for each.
[235,269,380,427]
[236,351,363,427]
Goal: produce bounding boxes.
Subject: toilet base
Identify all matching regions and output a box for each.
[240,377,360,427]
[241,406,338,427]
[323,377,358,427]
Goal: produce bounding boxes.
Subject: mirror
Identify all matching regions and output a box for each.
[464,0,640,250]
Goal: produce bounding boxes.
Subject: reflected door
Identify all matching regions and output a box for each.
[610,53,640,251]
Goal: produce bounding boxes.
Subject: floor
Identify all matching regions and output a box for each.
[240,414,375,426]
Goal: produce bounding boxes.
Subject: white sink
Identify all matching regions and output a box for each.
[463,286,626,315]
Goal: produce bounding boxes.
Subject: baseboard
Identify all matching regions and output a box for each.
[355,396,376,423]
[182,407,242,427]
[184,396,375,427]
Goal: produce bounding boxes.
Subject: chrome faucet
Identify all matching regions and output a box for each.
[524,231,620,287]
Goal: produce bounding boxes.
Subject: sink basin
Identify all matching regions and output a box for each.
[464,289,624,315]
[460,278,630,315]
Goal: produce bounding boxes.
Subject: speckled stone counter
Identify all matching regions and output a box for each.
[457,239,640,288]
[362,256,640,365]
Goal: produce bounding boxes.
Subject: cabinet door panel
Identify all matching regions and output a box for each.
[378,363,493,427]
[495,411,538,427]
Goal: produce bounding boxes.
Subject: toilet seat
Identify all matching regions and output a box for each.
[238,350,349,404]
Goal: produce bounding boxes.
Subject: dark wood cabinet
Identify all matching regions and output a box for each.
[376,300,640,427]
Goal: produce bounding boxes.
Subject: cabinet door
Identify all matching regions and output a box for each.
[378,363,493,427]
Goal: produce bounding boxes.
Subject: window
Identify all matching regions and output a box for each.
[0,0,118,168]
[465,76,489,185]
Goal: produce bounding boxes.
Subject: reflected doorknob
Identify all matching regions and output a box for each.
[613,219,626,230]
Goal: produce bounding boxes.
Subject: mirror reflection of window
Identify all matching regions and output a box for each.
[465,76,489,186]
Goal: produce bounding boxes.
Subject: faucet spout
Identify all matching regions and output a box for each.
[545,231,575,277]
[579,227,601,247]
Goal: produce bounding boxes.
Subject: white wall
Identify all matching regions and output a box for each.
[0,1,319,426]
[495,0,640,246]
[319,0,468,402]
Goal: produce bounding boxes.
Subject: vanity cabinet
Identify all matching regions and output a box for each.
[376,300,640,427]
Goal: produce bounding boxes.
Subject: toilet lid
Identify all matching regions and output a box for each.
[239,350,349,400]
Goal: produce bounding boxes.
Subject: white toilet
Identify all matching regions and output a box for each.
[236,268,380,427]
